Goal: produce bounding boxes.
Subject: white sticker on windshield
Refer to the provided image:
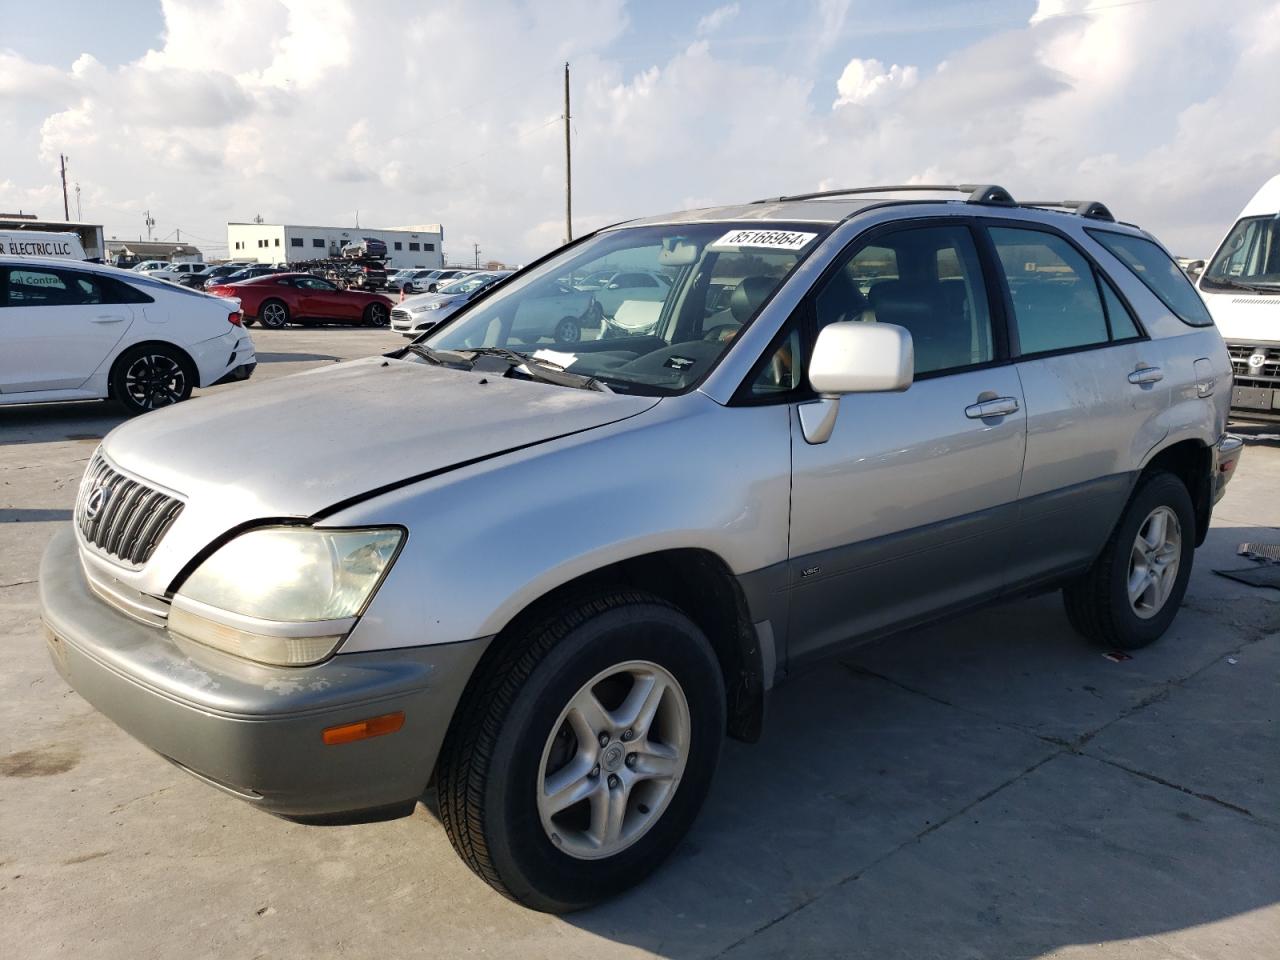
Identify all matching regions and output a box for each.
[532,349,578,369]
[709,229,818,251]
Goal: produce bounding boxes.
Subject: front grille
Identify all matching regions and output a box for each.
[75,452,184,566]
[1227,344,1280,388]
[391,308,411,323]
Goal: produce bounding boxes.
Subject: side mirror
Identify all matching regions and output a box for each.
[809,322,914,395]
[800,322,914,445]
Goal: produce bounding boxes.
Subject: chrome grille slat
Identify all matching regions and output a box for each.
[75,452,184,566]
[1227,345,1280,387]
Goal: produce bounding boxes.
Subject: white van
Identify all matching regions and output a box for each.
[0,230,88,262]
[1197,174,1280,420]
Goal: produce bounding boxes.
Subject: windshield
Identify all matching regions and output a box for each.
[424,221,827,395]
[1203,215,1280,291]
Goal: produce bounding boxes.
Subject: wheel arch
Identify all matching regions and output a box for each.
[1138,437,1213,546]
[454,547,767,752]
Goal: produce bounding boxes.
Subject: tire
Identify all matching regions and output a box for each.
[109,343,194,415]
[554,316,582,345]
[436,590,725,913]
[1063,470,1195,650]
[259,299,290,329]
[364,302,390,327]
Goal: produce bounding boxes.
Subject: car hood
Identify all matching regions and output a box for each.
[1201,287,1280,343]
[97,356,659,591]
[400,291,453,309]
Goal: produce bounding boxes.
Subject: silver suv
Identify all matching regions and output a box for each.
[40,184,1242,913]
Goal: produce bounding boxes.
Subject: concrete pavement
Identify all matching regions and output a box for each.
[1,327,1276,959]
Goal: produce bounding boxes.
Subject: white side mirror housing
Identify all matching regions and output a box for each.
[808,322,914,396]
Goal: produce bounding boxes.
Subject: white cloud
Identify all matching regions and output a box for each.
[832,58,918,107]
[696,3,739,35]
[0,0,1274,263]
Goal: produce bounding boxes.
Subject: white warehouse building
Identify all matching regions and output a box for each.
[226,222,445,269]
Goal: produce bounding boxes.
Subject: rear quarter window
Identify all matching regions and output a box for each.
[1087,229,1214,327]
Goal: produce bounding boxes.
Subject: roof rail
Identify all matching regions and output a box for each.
[1020,200,1116,222]
[754,183,1016,206]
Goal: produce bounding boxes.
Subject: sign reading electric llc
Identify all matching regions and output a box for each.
[0,239,74,257]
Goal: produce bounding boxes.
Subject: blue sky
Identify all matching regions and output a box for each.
[1,0,1275,262]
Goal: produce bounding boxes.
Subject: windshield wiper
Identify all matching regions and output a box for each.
[461,347,612,393]
[1202,276,1278,294]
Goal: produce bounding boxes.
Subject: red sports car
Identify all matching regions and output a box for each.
[208,273,394,329]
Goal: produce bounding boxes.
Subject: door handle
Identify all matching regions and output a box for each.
[1128,366,1163,384]
[965,397,1020,419]
[92,314,125,323]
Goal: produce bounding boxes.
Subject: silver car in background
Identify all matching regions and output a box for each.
[390,270,513,336]
[40,184,1239,914]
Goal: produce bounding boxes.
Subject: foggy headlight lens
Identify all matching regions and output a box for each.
[169,527,403,665]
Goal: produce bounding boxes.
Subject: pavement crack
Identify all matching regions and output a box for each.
[0,579,36,589]
[711,751,1059,958]
[840,662,956,710]
[1080,752,1259,820]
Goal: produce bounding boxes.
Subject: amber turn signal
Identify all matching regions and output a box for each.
[322,711,405,745]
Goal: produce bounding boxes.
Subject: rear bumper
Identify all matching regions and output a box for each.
[39,525,488,817]
[212,361,256,385]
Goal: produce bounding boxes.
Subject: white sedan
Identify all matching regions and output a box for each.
[0,256,257,414]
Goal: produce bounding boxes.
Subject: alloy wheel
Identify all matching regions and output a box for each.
[537,660,690,861]
[1128,505,1182,619]
[262,302,288,327]
[124,354,187,410]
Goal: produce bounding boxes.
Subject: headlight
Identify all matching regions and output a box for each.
[168,526,403,666]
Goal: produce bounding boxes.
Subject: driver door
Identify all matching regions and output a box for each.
[778,222,1027,665]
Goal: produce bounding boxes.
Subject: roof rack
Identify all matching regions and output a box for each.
[1019,200,1116,222]
[754,183,1016,206]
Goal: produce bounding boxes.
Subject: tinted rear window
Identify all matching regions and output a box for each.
[1087,230,1213,327]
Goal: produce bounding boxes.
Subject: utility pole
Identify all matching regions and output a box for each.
[176,228,181,242]
[563,61,572,243]
[74,182,82,221]
[473,242,480,268]
[60,154,70,220]
[144,210,155,241]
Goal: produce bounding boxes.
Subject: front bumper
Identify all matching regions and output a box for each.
[39,525,488,817]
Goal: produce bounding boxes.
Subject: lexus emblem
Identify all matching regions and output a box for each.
[84,486,111,522]
[1249,352,1267,369]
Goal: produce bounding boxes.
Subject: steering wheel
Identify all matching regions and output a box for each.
[702,323,741,343]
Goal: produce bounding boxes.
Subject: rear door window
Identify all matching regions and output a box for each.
[989,227,1111,354]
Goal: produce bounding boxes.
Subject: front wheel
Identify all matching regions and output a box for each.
[110,344,194,415]
[1063,470,1195,649]
[436,591,725,913]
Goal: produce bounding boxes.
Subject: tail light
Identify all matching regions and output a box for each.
[228,311,243,326]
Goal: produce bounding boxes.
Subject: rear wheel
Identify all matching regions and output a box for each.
[259,299,290,329]
[364,302,390,327]
[1063,470,1195,649]
[110,344,194,415]
[436,590,725,913]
